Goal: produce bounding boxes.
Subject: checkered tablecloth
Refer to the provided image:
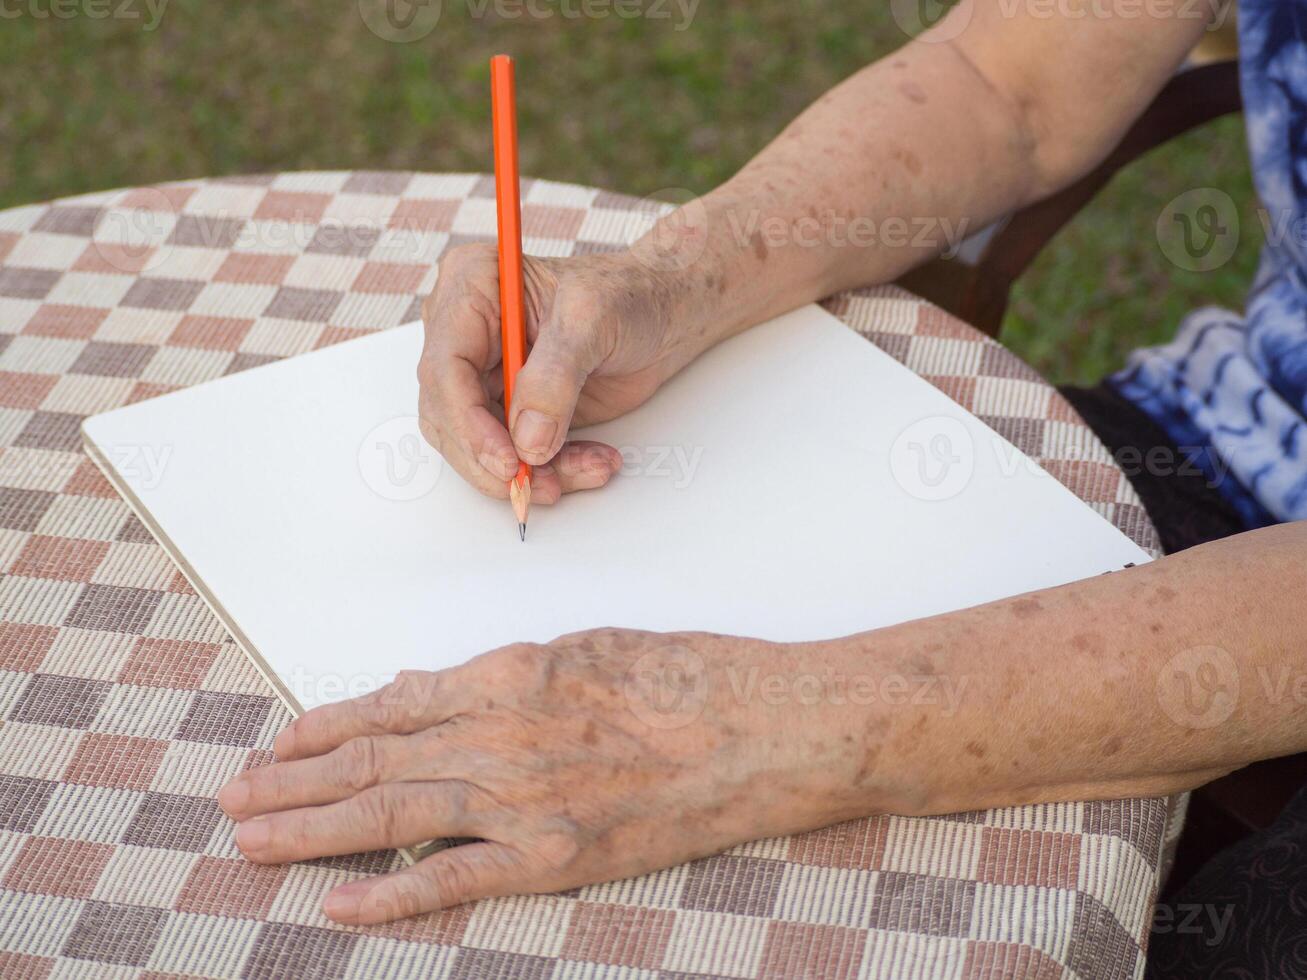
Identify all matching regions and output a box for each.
[0,172,1172,979]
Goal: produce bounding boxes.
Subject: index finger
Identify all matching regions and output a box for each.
[418,261,520,495]
[274,670,461,761]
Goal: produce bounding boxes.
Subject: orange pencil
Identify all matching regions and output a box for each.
[490,54,531,541]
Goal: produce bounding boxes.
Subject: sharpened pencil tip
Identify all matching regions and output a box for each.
[519,523,526,542]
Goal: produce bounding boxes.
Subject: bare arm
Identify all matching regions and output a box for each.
[227,5,1307,923]
[804,522,1307,817]
[219,523,1307,922]
[662,6,1217,340]
[417,6,1215,494]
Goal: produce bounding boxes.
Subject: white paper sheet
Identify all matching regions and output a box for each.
[84,305,1150,712]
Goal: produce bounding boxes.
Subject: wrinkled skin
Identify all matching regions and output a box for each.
[217,628,874,925]
[416,244,700,504]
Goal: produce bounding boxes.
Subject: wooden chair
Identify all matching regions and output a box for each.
[897,60,1243,339]
[897,58,1307,894]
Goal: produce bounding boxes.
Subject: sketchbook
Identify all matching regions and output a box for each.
[83,305,1151,715]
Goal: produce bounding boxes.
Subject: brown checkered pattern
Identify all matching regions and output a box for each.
[0,172,1170,979]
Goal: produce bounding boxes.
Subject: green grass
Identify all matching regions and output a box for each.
[1005,115,1261,386]
[0,0,1258,384]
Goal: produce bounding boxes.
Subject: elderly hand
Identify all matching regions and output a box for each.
[417,239,730,505]
[216,629,886,924]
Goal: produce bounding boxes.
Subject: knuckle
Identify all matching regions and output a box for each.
[488,642,551,687]
[527,646,561,694]
[420,289,440,326]
[416,415,443,455]
[281,816,309,853]
[377,677,415,726]
[292,706,321,738]
[439,242,491,274]
[441,779,474,820]
[416,354,440,391]
[372,681,411,728]
[550,628,597,649]
[470,469,512,499]
[258,767,289,805]
[434,245,472,280]
[553,333,610,379]
[359,787,404,840]
[376,672,430,727]
[338,736,383,791]
[552,281,600,319]
[534,830,582,873]
[284,711,325,754]
[393,669,429,692]
[426,243,496,322]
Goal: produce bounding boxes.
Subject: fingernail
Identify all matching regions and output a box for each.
[588,446,620,474]
[324,882,367,919]
[477,447,518,481]
[235,817,269,852]
[572,468,610,491]
[217,779,249,816]
[272,725,295,759]
[513,410,558,457]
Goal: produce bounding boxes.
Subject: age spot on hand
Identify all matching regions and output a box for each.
[898,81,928,105]
[1009,597,1043,620]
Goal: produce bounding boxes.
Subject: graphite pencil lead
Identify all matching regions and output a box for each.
[509,471,531,535]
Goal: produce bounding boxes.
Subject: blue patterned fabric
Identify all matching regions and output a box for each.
[1110,5,1307,526]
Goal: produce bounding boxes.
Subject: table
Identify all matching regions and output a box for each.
[0,172,1171,979]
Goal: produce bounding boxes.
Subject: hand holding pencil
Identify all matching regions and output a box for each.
[415,58,737,528]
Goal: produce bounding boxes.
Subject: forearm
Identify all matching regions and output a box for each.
[631,8,1212,349]
[804,522,1307,817]
[697,39,1034,320]
[628,37,1033,349]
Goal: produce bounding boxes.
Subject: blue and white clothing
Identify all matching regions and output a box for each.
[1111,3,1307,526]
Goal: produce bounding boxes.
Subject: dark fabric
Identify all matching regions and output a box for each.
[1067,381,1307,978]
[1108,2,1307,526]
[1060,383,1246,554]
[1146,781,1307,980]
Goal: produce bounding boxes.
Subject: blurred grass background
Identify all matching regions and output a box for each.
[0,0,1260,385]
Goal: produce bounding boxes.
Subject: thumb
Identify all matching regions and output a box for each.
[508,323,606,465]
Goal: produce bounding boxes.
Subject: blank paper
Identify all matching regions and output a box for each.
[83,305,1150,713]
